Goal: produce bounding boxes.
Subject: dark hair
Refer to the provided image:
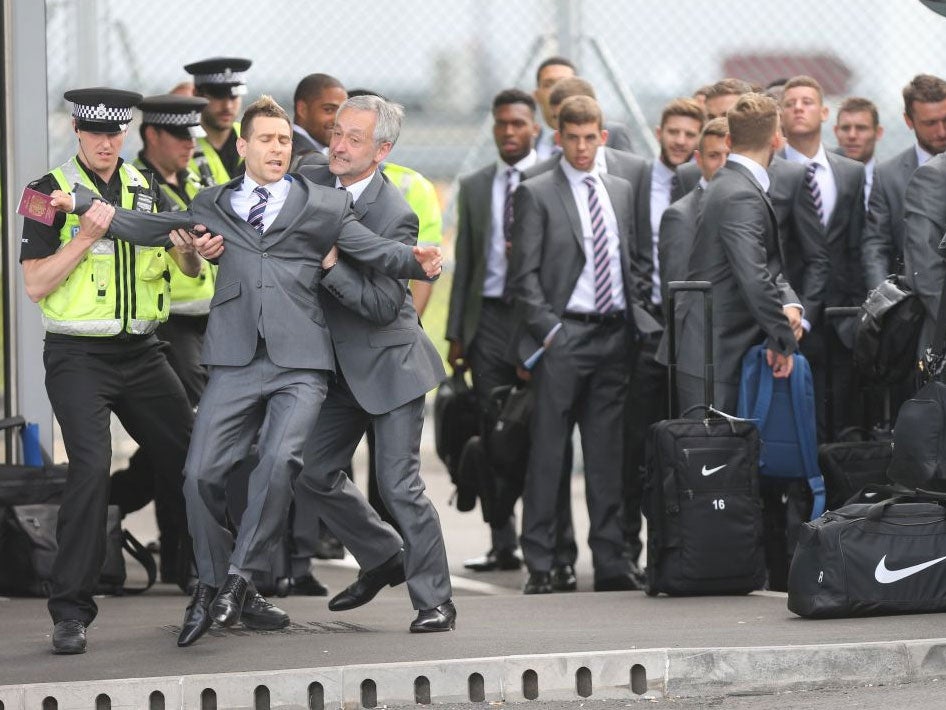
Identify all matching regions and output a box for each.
[292,73,345,106]
[549,77,597,107]
[837,97,880,127]
[346,88,386,100]
[558,95,603,131]
[241,95,290,138]
[492,88,536,113]
[535,56,576,84]
[903,74,946,118]
[660,98,706,128]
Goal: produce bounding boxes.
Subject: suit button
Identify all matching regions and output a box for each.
[262,252,268,258]
[256,281,262,288]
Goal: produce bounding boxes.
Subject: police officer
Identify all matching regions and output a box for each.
[19,88,200,655]
[108,95,215,588]
[184,56,252,186]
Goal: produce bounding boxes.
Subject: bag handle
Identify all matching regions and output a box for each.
[865,488,946,521]
[120,529,157,594]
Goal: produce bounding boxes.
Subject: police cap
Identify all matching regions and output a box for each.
[64,87,143,133]
[184,57,252,98]
[139,94,209,139]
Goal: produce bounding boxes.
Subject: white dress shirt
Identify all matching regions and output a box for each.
[784,143,837,228]
[863,156,875,208]
[649,160,676,305]
[535,127,560,161]
[559,159,626,314]
[917,143,934,168]
[334,171,374,203]
[230,173,293,233]
[483,150,537,297]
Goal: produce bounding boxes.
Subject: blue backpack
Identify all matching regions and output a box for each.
[737,345,826,520]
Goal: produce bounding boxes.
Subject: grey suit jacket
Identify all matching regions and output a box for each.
[675,161,798,385]
[507,165,659,363]
[298,166,445,415]
[73,177,429,371]
[768,156,831,327]
[445,161,497,348]
[658,185,703,308]
[863,146,920,290]
[675,161,701,198]
[904,152,946,355]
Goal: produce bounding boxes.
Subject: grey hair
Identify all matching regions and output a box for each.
[339,94,404,146]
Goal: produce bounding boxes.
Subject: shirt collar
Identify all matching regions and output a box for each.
[292,123,326,151]
[242,172,292,199]
[652,159,675,186]
[335,170,376,203]
[497,149,538,175]
[917,143,934,167]
[559,156,600,186]
[698,176,708,190]
[784,142,828,170]
[728,153,771,193]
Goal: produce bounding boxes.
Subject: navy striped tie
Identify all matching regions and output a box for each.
[805,162,825,226]
[248,186,269,235]
[584,176,614,313]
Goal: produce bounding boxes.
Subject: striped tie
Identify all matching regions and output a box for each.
[248,186,269,235]
[503,167,517,242]
[584,176,614,313]
[805,162,825,226]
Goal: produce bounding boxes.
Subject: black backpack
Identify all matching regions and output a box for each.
[433,368,480,483]
[853,275,925,384]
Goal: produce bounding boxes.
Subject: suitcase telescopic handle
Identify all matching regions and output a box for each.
[666,281,713,418]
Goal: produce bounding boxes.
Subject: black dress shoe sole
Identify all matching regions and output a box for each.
[409,620,456,633]
[242,615,290,631]
[52,643,86,655]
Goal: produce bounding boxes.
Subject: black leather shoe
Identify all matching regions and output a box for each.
[551,564,578,592]
[314,534,346,560]
[523,571,553,594]
[52,620,87,655]
[328,550,405,611]
[211,574,249,627]
[290,572,328,596]
[594,573,639,592]
[410,600,457,632]
[241,591,290,630]
[177,583,217,647]
[463,547,522,572]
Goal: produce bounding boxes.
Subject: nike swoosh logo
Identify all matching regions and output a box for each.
[874,554,946,584]
[701,464,726,477]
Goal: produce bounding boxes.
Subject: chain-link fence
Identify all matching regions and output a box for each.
[34,0,946,462]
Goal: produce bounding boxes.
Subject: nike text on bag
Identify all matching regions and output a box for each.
[888,379,946,491]
[644,281,766,596]
[853,275,924,385]
[788,495,946,618]
[737,345,826,520]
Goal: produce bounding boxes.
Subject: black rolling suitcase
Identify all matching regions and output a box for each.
[644,281,766,596]
[817,307,895,509]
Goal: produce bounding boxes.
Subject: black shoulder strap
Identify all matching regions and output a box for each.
[121,529,157,594]
[931,272,946,357]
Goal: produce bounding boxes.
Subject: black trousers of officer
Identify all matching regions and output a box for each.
[45,336,193,624]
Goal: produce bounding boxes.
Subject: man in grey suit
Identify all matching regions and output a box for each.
[446,89,540,576]
[290,95,455,632]
[532,57,635,159]
[509,95,659,594]
[863,74,946,291]
[781,75,866,437]
[57,96,443,646]
[674,93,800,415]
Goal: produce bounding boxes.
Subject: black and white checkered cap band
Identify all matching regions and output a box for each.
[141,110,203,127]
[71,102,134,123]
[193,71,246,86]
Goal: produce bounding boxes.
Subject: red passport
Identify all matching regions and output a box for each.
[17,187,57,226]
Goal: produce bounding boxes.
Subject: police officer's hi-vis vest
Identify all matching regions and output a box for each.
[189,121,241,187]
[40,158,171,336]
[133,159,217,316]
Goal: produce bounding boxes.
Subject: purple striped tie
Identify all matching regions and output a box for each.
[503,167,517,242]
[248,186,269,235]
[805,162,825,226]
[583,176,614,313]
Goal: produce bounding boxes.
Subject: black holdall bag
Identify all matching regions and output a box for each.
[888,268,946,491]
[788,490,946,618]
[853,275,925,385]
[644,281,766,596]
[433,366,480,484]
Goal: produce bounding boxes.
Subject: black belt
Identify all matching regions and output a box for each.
[562,310,626,324]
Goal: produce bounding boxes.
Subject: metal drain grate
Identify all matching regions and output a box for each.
[160,620,373,637]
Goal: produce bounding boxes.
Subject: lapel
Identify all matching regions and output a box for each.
[214,176,260,240]
[824,151,849,232]
[726,160,778,238]
[552,164,585,251]
[267,177,311,241]
[900,147,919,183]
[353,170,384,219]
[473,164,496,263]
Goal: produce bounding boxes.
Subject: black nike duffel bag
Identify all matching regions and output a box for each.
[788,491,946,618]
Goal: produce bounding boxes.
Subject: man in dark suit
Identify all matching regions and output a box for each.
[290,73,346,168]
[532,57,634,159]
[57,95,442,646]
[674,93,801,415]
[446,89,540,575]
[292,95,454,632]
[863,74,946,290]
[509,95,659,594]
[834,97,884,208]
[781,75,866,437]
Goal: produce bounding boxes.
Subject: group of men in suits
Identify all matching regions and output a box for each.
[27,52,458,654]
[449,59,946,594]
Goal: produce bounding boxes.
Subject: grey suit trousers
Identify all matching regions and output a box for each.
[184,338,328,587]
[294,373,452,610]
